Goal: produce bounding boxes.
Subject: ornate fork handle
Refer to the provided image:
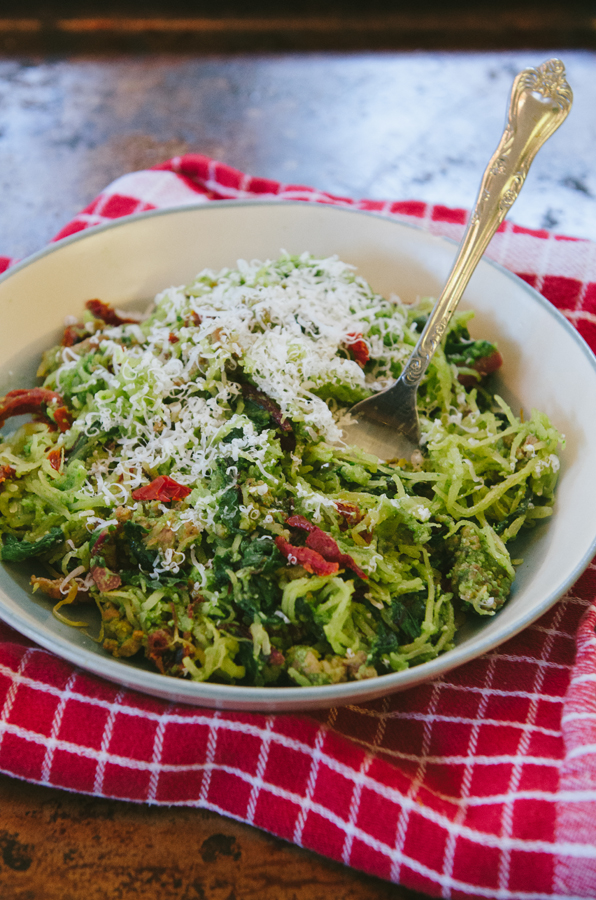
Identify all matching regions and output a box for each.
[402,58,572,388]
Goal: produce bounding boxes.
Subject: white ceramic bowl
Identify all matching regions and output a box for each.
[0,201,595,712]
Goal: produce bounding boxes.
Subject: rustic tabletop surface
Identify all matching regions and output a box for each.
[0,9,595,898]
[0,772,427,899]
[2,49,596,261]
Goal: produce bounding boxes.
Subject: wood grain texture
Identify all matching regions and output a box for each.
[0,1,594,51]
[0,774,429,900]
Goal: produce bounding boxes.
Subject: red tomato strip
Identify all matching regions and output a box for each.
[85,298,139,326]
[344,332,370,367]
[0,465,15,483]
[306,531,368,580]
[275,535,339,576]
[286,514,316,532]
[53,407,72,432]
[269,647,285,667]
[132,475,191,502]
[47,449,62,471]
[458,350,503,387]
[61,324,86,347]
[91,566,122,592]
[473,350,503,377]
[286,515,368,579]
[0,388,65,428]
[335,501,364,528]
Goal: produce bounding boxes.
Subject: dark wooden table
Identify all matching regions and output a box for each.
[0,11,594,897]
[0,774,426,899]
[0,51,595,263]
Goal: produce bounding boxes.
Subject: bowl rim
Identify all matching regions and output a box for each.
[0,197,595,708]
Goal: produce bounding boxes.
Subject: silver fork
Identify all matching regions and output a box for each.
[342,58,572,462]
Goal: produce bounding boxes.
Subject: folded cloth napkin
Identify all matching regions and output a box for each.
[1,154,596,900]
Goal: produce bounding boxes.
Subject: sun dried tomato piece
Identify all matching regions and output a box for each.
[147,629,171,655]
[46,449,62,472]
[458,350,503,387]
[185,311,202,327]
[335,501,364,529]
[0,388,65,428]
[0,465,15,484]
[344,332,370,367]
[168,332,180,344]
[286,514,316,533]
[132,475,191,502]
[85,298,139,327]
[304,528,342,558]
[61,323,87,347]
[240,383,292,432]
[286,515,368,579]
[146,628,173,673]
[53,406,72,432]
[473,349,503,377]
[305,531,368,580]
[91,566,122,592]
[269,647,285,667]
[274,535,339,576]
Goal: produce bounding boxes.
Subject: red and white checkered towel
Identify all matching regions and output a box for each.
[1,154,596,899]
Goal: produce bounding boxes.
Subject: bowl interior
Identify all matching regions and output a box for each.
[0,201,595,712]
